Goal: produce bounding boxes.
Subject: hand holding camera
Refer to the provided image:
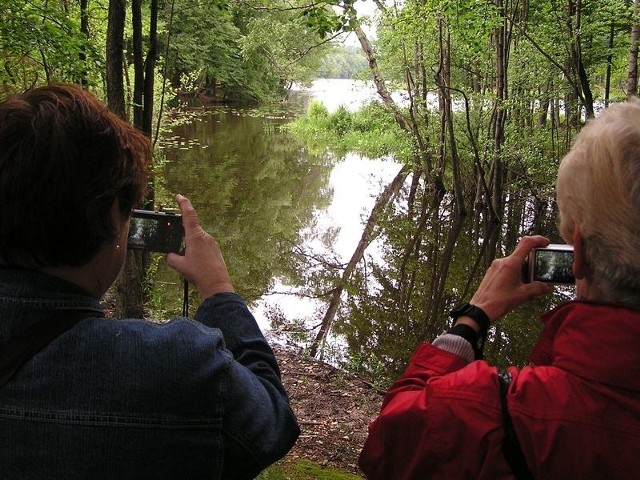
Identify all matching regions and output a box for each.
[127,195,234,300]
[469,236,556,323]
[165,194,235,299]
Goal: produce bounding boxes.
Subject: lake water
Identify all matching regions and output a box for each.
[155,78,572,368]
[254,153,400,332]
[158,79,400,333]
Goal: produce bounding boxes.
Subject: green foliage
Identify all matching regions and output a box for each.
[301,6,344,39]
[315,45,369,79]
[301,2,359,39]
[163,0,335,103]
[238,7,332,99]
[260,458,361,479]
[287,99,410,160]
[163,0,245,98]
[0,0,346,101]
[0,0,105,90]
[331,106,352,135]
[0,0,365,103]
[308,100,330,121]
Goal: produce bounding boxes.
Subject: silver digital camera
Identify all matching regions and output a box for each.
[527,244,574,284]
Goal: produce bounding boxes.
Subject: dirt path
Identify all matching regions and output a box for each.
[273,345,385,476]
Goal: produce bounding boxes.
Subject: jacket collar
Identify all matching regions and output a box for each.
[530,300,640,391]
[0,266,102,312]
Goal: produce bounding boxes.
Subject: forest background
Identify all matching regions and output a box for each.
[2,0,640,384]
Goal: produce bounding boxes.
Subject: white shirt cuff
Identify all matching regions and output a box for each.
[432,333,475,363]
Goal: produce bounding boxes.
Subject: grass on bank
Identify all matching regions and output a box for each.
[258,458,362,479]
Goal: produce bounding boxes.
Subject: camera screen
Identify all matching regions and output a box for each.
[533,249,574,284]
[128,212,183,253]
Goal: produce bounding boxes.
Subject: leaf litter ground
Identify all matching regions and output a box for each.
[272,345,385,477]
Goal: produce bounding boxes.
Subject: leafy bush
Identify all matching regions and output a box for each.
[329,106,352,136]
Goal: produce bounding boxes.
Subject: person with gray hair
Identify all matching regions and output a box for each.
[359,99,640,479]
[556,97,640,306]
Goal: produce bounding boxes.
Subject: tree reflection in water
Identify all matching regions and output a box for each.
[152,81,574,383]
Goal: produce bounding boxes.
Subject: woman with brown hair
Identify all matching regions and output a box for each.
[0,84,299,479]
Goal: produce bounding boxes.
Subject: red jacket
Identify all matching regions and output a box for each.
[359,301,640,479]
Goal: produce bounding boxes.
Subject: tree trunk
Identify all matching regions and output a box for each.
[436,21,464,215]
[115,253,147,319]
[141,0,159,206]
[605,20,614,107]
[142,0,158,136]
[355,26,412,133]
[106,0,126,118]
[627,0,640,97]
[132,0,144,128]
[79,0,89,87]
[108,0,149,319]
[569,0,595,119]
[491,0,507,223]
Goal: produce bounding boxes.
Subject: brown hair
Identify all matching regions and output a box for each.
[556,98,640,304]
[0,83,149,268]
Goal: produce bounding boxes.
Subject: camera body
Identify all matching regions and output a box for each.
[527,244,574,284]
[127,210,184,253]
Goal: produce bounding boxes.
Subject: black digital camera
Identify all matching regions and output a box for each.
[527,244,574,284]
[127,210,184,253]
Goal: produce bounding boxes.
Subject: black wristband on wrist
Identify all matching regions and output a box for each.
[448,323,478,345]
[449,302,490,332]
[449,302,490,359]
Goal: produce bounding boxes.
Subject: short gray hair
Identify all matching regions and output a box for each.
[556,98,640,305]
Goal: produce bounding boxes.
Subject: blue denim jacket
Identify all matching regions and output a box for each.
[0,267,299,479]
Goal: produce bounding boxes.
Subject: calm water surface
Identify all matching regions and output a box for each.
[152,80,572,367]
[154,80,400,329]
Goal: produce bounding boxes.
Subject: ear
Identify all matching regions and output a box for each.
[109,199,130,242]
[572,226,591,281]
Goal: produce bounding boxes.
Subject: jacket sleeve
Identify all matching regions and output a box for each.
[359,342,512,480]
[195,293,300,479]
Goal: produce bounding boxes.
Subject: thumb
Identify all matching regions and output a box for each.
[527,281,555,298]
[165,251,184,271]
